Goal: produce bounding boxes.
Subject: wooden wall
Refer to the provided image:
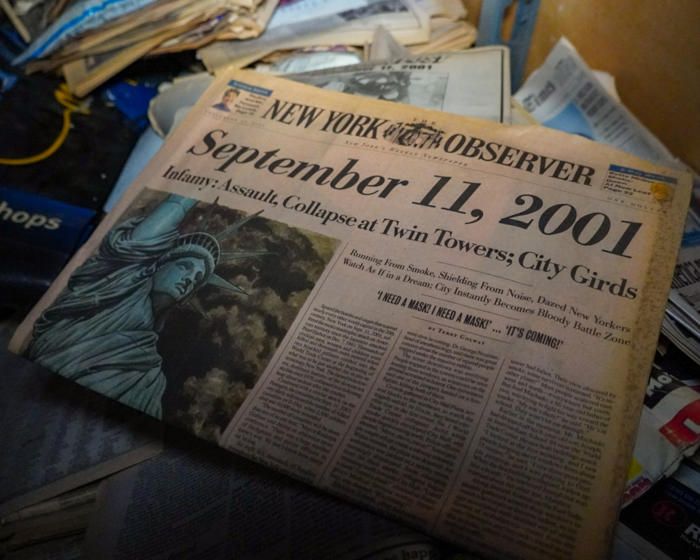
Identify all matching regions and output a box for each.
[463,0,700,171]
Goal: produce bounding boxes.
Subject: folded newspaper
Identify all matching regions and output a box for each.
[665,237,700,363]
[10,70,692,559]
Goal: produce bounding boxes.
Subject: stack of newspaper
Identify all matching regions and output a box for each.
[197,0,475,73]
[4,0,475,98]
[4,0,278,96]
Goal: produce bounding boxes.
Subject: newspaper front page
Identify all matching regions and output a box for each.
[10,70,691,559]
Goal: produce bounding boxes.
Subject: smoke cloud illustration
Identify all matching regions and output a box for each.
[181,368,249,441]
[144,193,340,442]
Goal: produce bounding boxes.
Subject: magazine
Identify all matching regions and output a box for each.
[10,69,691,559]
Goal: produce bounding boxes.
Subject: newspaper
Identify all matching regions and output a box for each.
[140,48,509,176]
[12,0,160,64]
[10,70,692,559]
[624,358,700,507]
[669,239,700,334]
[62,19,200,97]
[514,38,680,170]
[2,535,84,560]
[254,48,364,75]
[1,483,98,558]
[83,442,454,559]
[663,237,700,365]
[197,0,429,72]
[147,48,510,142]
[662,315,700,366]
[526,50,699,237]
[0,344,161,518]
[287,47,511,123]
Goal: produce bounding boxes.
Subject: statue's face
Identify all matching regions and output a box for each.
[152,256,207,302]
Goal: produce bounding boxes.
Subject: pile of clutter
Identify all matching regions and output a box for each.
[2,1,700,557]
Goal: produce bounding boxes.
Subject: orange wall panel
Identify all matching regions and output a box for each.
[464,0,700,170]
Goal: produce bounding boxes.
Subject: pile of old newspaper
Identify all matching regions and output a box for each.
[2,0,476,96]
[2,4,700,558]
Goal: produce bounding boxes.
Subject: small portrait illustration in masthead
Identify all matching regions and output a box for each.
[211,88,239,112]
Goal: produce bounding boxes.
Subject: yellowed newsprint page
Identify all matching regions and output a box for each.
[10,70,691,559]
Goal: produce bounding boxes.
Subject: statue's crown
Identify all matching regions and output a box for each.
[159,206,269,296]
[168,232,220,276]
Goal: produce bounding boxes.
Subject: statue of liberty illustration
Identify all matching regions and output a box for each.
[27,193,268,419]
